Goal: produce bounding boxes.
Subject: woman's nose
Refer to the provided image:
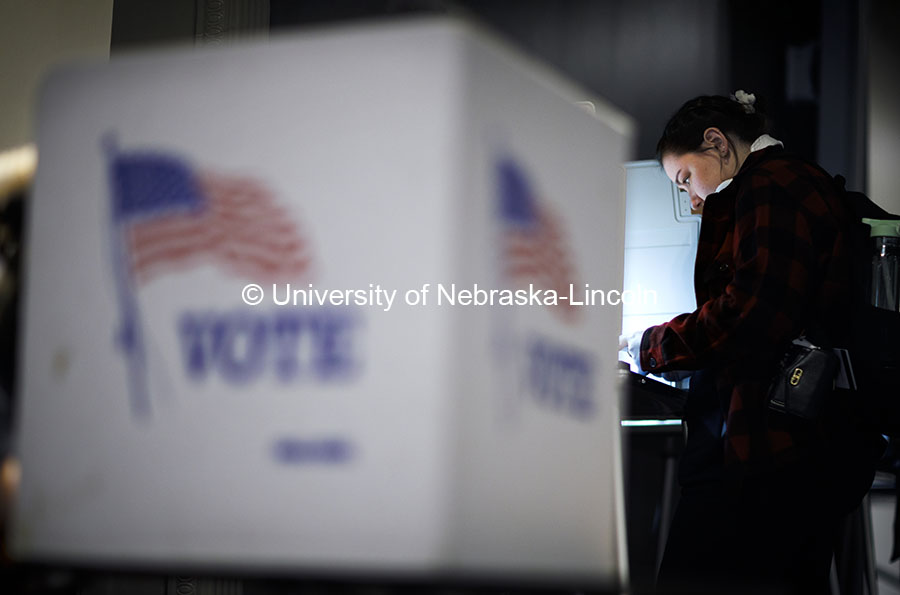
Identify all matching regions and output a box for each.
[690,194,704,210]
[691,194,703,214]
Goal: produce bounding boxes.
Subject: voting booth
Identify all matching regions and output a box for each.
[621,161,700,339]
[11,18,633,586]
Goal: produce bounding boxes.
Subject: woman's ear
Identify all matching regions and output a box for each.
[703,127,729,155]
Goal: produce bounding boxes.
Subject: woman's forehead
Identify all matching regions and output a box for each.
[661,153,689,182]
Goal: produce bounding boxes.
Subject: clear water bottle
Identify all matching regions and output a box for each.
[863,218,900,311]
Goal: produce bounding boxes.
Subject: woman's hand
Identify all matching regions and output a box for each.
[619,329,693,382]
[618,330,647,375]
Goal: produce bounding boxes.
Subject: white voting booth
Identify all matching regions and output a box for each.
[12,18,633,585]
[620,161,700,386]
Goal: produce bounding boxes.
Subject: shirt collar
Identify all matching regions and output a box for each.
[713,134,784,193]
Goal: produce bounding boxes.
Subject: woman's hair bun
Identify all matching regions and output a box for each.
[656,91,770,160]
[730,90,756,114]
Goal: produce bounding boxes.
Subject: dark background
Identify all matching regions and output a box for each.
[110,0,878,192]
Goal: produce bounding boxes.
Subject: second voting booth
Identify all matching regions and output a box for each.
[11,18,634,588]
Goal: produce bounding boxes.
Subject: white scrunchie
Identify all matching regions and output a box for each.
[731,89,756,114]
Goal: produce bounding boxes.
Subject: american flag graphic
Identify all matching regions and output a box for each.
[111,151,311,283]
[106,144,313,419]
[496,157,578,322]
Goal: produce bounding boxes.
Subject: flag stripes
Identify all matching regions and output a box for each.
[112,152,311,284]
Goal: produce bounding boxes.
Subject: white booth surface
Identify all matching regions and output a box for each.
[622,161,700,338]
[12,18,633,585]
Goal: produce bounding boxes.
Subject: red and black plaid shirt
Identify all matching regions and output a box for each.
[640,146,853,471]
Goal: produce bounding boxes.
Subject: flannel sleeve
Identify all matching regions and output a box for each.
[639,170,833,375]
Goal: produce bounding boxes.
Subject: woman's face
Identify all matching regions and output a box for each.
[661,147,725,213]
